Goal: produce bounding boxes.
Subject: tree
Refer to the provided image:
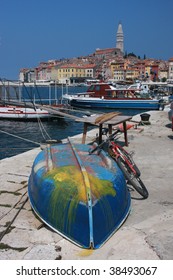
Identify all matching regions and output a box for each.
[161,77,167,82]
[127,52,136,57]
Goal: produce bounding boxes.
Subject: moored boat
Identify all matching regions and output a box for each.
[28,139,131,249]
[0,105,52,120]
[63,83,163,110]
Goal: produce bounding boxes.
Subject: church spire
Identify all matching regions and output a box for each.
[116,22,124,53]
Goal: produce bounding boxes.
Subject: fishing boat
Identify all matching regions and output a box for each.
[0,105,52,120]
[28,138,131,249]
[63,83,163,110]
[0,101,79,120]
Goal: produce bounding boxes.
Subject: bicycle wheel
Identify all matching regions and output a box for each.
[116,156,149,199]
[109,144,141,176]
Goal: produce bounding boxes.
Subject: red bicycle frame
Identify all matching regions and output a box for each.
[110,141,138,176]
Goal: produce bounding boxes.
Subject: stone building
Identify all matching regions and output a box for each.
[116,22,124,53]
[168,58,173,81]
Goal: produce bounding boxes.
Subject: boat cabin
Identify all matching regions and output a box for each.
[86,83,142,99]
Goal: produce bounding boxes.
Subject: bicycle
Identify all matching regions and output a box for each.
[89,128,149,199]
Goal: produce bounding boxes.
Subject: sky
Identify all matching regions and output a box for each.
[0,0,173,79]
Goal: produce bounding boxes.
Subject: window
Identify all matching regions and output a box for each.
[95,85,100,91]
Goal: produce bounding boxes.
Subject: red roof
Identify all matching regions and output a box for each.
[95,48,116,55]
[82,64,96,69]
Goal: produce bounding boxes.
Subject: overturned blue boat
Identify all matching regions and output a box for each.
[28,138,131,249]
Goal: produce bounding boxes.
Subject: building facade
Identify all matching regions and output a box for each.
[57,64,95,84]
[168,58,173,81]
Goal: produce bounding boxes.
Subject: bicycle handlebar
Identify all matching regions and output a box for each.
[89,128,121,154]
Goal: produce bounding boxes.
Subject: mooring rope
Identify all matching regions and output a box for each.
[0,129,40,145]
[36,115,51,140]
[0,194,28,242]
[0,188,28,221]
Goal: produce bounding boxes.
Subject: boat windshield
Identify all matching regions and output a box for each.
[88,85,95,91]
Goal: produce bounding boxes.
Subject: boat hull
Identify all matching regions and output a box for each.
[0,106,52,120]
[28,141,131,249]
[69,98,161,110]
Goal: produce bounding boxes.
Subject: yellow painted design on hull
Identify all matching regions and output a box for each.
[43,165,116,234]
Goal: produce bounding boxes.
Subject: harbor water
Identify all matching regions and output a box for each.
[0,85,147,160]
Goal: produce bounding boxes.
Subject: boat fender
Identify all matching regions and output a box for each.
[158,99,165,111]
[118,123,134,132]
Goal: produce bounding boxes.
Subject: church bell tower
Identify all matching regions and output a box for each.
[116,22,124,53]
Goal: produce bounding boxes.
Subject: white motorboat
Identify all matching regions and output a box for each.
[0,105,52,120]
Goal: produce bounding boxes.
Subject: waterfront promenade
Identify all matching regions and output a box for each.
[0,109,172,260]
